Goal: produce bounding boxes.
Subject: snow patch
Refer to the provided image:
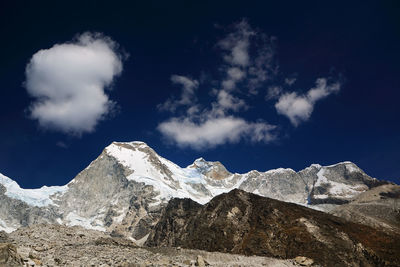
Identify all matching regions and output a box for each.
[65,212,106,231]
[265,168,295,175]
[0,218,16,233]
[314,169,366,199]
[315,169,328,187]
[113,208,127,224]
[345,163,359,173]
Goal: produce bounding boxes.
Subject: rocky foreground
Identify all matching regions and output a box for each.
[0,224,302,267]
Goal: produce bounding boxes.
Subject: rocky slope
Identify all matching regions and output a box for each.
[331,184,400,233]
[146,189,400,267]
[0,225,300,267]
[0,141,391,242]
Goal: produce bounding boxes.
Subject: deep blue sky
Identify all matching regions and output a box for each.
[0,1,399,188]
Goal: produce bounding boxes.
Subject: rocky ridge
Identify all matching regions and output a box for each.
[331,184,400,233]
[0,141,393,242]
[146,189,400,267]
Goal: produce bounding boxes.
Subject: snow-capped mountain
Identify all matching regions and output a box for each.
[0,141,387,242]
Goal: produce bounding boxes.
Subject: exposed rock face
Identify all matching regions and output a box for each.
[57,151,163,241]
[0,141,392,243]
[146,189,400,267]
[0,231,9,243]
[0,243,24,267]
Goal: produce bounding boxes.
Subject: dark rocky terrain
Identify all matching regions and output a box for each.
[0,225,299,267]
[146,189,400,267]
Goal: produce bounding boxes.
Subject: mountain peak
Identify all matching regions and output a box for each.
[188,158,231,180]
[110,141,149,149]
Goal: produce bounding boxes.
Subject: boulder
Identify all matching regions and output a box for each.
[0,243,24,267]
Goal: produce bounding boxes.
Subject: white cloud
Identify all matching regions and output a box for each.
[157,20,279,149]
[157,20,341,149]
[25,32,124,135]
[275,78,341,126]
[158,116,276,149]
[214,90,247,113]
[222,67,246,91]
[158,75,199,112]
[219,20,254,67]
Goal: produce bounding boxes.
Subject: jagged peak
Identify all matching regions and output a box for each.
[104,141,158,160]
[323,161,357,167]
[320,161,363,174]
[193,157,207,165]
[190,157,226,169]
[110,141,149,148]
[309,164,322,169]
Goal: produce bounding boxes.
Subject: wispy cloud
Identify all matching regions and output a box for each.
[275,78,341,126]
[158,116,276,150]
[157,20,277,149]
[25,32,125,135]
[157,20,341,149]
[158,75,199,113]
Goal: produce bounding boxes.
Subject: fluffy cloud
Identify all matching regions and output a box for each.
[158,116,276,149]
[275,78,341,126]
[25,32,124,135]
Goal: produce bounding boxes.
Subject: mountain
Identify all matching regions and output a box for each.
[146,189,400,267]
[331,184,400,233]
[0,141,392,242]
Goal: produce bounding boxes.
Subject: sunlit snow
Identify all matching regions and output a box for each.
[0,173,68,207]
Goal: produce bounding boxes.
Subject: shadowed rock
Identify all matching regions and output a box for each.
[146,189,400,267]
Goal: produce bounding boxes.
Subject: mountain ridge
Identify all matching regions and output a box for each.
[0,141,393,242]
[146,189,400,266]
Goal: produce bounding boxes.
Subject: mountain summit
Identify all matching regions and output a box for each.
[0,141,391,242]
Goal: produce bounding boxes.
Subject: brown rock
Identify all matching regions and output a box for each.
[0,243,24,267]
[146,189,400,267]
[295,256,314,266]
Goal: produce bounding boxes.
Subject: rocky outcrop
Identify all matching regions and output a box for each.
[0,243,24,267]
[0,231,8,243]
[146,189,400,267]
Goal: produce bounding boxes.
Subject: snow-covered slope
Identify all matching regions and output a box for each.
[0,141,387,240]
[0,173,67,207]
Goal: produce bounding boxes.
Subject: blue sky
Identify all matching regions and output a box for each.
[0,1,399,188]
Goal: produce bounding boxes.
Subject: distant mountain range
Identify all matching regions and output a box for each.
[0,141,398,244]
